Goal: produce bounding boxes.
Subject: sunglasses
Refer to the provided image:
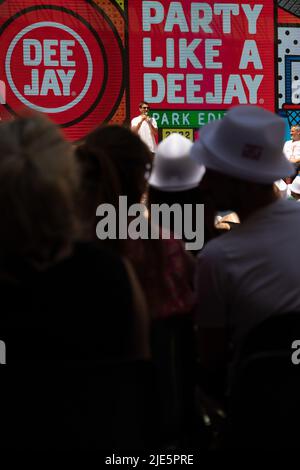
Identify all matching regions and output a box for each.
[141,106,149,110]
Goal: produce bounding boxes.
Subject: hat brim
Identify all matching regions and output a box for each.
[148,165,205,192]
[191,120,295,184]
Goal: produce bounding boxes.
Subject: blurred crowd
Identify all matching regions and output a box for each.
[0,105,300,449]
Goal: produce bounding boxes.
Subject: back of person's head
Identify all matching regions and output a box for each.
[78,125,152,208]
[76,126,174,304]
[0,114,78,268]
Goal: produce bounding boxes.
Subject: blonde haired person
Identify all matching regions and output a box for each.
[0,114,150,449]
[0,113,78,268]
[0,113,148,356]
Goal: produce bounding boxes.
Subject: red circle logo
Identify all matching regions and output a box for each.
[0,1,125,140]
[6,22,99,114]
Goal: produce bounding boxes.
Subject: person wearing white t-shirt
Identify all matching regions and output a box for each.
[283,125,300,174]
[131,102,158,154]
[190,105,297,392]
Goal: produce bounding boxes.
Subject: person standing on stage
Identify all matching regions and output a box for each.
[131,101,158,155]
[283,125,300,175]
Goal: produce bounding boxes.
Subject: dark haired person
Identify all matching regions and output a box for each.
[76,124,195,320]
[77,124,198,447]
[131,101,158,154]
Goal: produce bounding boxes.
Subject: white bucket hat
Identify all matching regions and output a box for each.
[148,133,205,191]
[190,105,295,184]
[289,176,300,194]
